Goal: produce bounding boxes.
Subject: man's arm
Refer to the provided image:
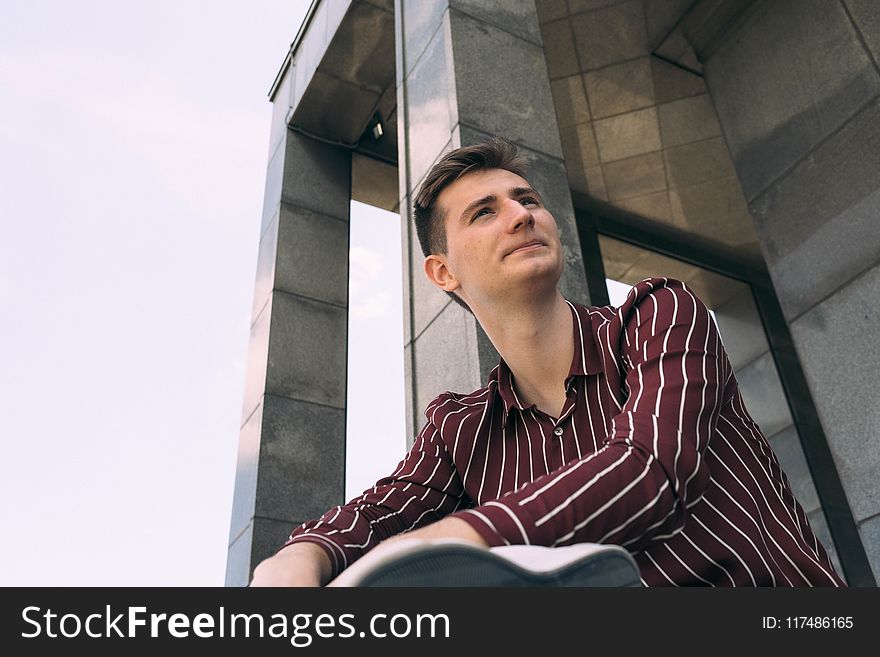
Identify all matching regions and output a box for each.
[250,542,333,587]
[380,515,488,546]
[448,278,730,550]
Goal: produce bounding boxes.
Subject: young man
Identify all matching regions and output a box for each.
[251,137,844,587]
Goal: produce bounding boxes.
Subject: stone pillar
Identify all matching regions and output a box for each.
[225,63,352,585]
[395,0,590,441]
[702,0,880,582]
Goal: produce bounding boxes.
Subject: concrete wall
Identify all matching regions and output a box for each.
[704,0,880,580]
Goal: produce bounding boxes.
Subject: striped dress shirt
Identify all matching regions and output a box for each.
[283,277,844,586]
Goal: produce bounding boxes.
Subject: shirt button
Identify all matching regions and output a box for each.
[553,426,563,436]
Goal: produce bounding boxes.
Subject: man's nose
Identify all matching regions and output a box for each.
[503,198,534,232]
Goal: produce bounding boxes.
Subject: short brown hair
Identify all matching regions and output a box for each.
[413,137,528,311]
[413,136,528,256]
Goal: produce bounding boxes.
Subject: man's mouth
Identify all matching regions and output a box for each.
[506,240,545,256]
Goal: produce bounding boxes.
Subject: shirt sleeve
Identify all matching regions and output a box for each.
[453,278,732,552]
[279,415,470,579]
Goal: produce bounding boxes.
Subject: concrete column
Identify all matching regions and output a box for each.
[395,0,590,441]
[225,64,352,585]
[702,0,880,581]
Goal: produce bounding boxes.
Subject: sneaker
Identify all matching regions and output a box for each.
[327,539,642,587]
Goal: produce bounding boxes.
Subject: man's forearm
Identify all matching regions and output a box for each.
[250,541,334,587]
[380,516,489,547]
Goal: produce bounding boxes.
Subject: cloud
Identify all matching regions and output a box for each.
[0,47,268,223]
[349,245,391,319]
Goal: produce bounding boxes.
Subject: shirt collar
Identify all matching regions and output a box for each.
[494,300,603,424]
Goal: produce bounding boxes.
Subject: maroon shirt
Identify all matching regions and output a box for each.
[283,277,844,586]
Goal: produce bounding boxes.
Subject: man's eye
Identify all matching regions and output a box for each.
[473,208,492,220]
[520,196,539,206]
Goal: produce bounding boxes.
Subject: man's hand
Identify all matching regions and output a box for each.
[249,542,333,587]
[380,516,489,548]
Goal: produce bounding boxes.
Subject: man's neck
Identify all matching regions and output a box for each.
[474,290,574,418]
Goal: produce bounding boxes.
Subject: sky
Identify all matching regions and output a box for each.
[0,0,409,587]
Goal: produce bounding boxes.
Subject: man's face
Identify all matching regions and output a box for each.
[427,168,564,307]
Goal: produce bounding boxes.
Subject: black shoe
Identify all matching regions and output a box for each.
[327,539,642,587]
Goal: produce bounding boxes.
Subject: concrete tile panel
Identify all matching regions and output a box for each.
[583,57,655,119]
[683,268,744,310]
[565,163,590,195]
[846,0,880,66]
[364,0,394,12]
[319,1,395,93]
[251,210,279,323]
[229,405,263,547]
[571,0,649,71]
[241,299,272,427]
[616,190,672,222]
[790,262,880,522]
[733,353,794,440]
[602,151,667,202]
[599,234,648,282]
[400,201,414,346]
[261,141,285,237]
[658,94,722,148]
[476,322,502,386]
[668,188,687,229]
[451,0,543,45]
[281,132,352,221]
[766,186,880,322]
[644,0,694,47]
[351,153,399,212]
[540,18,581,79]
[769,425,821,515]
[550,75,591,127]
[560,123,600,173]
[404,26,457,186]
[568,0,630,14]
[712,285,769,371]
[663,137,736,190]
[535,0,568,24]
[269,69,294,160]
[451,11,563,158]
[254,394,346,523]
[403,342,416,444]
[266,293,348,408]
[807,509,844,583]
[651,57,707,104]
[291,3,329,109]
[673,176,757,246]
[410,238,453,341]
[412,301,482,418]
[858,513,880,583]
[594,107,661,162]
[749,98,880,320]
[275,203,349,307]
[705,0,880,200]
[584,165,608,201]
[225,521,253,586]
[399,0,448,77]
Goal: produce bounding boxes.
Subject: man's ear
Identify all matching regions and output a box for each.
[423,254,460,293]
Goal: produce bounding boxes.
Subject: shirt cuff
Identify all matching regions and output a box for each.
[452,505,533,547]
[280,534,344,579]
